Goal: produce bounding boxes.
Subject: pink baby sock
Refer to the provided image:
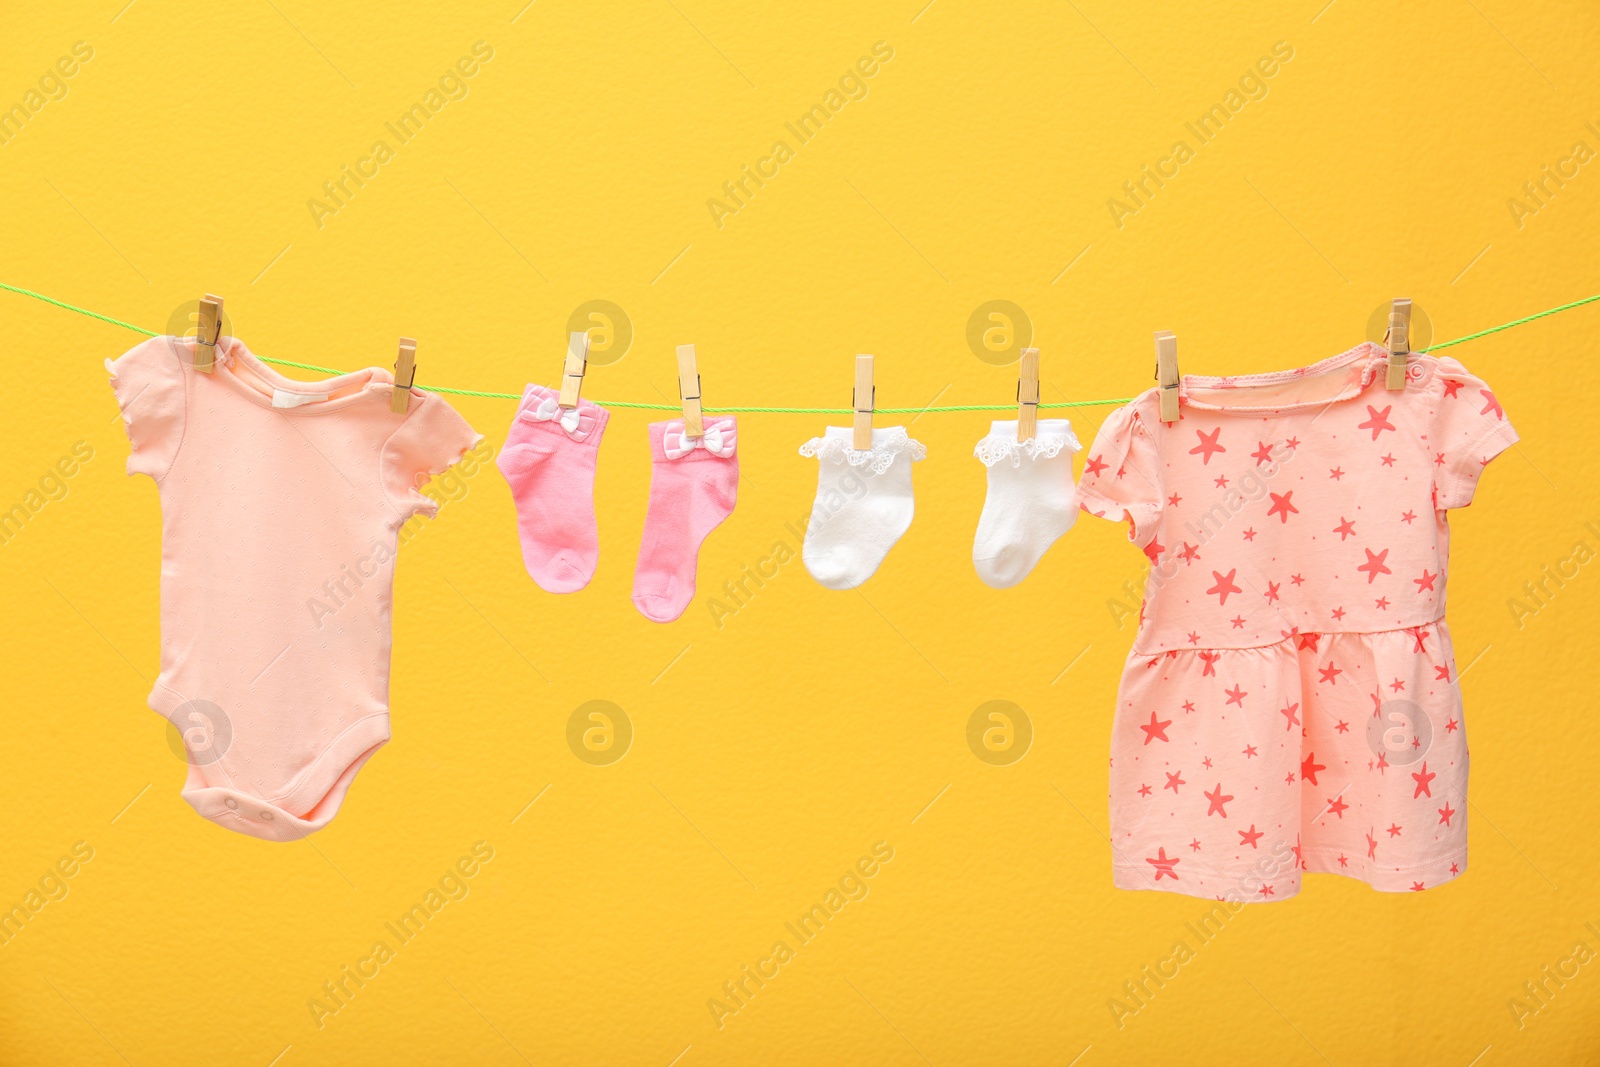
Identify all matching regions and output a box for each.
[496,384,610,593]
[632,417,739,622]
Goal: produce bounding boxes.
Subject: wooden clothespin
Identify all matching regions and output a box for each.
[193,293,223,373]
[1385,298,1411,390]
[1154,331,1180,424]
[391,338,417,414]
[676,344,704,438]
[558,330,588,409]
[1017,347,1040,443]
[853,354,875,449]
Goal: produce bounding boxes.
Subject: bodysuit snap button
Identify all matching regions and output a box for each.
[223,797,238,809]
[260,810,275,821]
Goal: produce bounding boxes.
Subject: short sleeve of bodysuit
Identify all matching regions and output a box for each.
[106,337,188,482]
[1076,401,1165,553]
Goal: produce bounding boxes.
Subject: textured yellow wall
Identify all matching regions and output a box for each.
[1,2,1597,1064]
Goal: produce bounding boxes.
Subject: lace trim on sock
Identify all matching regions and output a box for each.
[973,427,1082,468]
[799,427,927,474]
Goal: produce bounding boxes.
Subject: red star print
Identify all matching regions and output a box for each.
[1138,784,1153,797]
[1331,606,1346,621]
[1411,762,1435,798]
[1252,441,1275,464]
[1358,404,1396,439]
[1202,757,1213,769]
[1143,538,1165,564]
[1190,427,1226,464]
[1330,467,1344,480]
[1182,700,1196,712]
[1239,825,1264,848]
[1442,378,1463,398]
[1375,596,1390,609]
[1267,491,1298,523]
[1401,510,1417,524]
[1264,581,1281,603]
[1242,527,1257,541]
[1436,666,1451,682]
[1187,631,1201,645]
[1450,863,1459,875]
[1285,437,1300,449]
[1204,784,1233,817]
[1178,542,1201,565]
[1335,719,1350,733]
[1334,517,1356,540]
[1386,823,1403,838]
[1115,465,1126,478]
[1445,717,1458,732]
[1296,632,1321,652]
[1207,569,1242,605]
[1326,796,1349,818]
[1231,615,1246,628]
[1084,454,1108,477]
[1224,684,1247,707]
[1301,753,1326,785]
[1366,832,1378,858]
[1438,802,1455,826]
[1434,452,1446,467]
[1215,475,1230,488]
[1410,882,1426,892]
[1199,650,1220,676]
[1410,626,1431,653]
[1414,570,1437,592]
[1243,744,1258,758]
[1140,711,1172,744]
[1259,884,1275,896]
[1146,847,1181,881]
[1380,453,1396,467]
[1285,772,1296,785]
[1189,838,1202,852]
[1318,662,1342,685]
[1280,703,1300,730]
[1357,548,1392,583]
[1390,678,1405,692]
[1165,771,1185,793]
[1337,854,1349,867]
[1480,389,1503,419]
[1290,573,1305,586]
[1168,493,1182,507]
[1375,752,1389,773]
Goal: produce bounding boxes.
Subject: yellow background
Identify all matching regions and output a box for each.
[1,1,1597,1064]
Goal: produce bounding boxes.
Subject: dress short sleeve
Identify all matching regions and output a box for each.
[106,336,187,482]
[1429,357,1517,510]
[381,392,483,519]
[1076,400,1163,551]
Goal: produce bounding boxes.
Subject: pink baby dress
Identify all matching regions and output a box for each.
[1078,341,1515,901]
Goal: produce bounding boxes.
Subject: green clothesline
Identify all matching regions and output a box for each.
[4,280,1596,413]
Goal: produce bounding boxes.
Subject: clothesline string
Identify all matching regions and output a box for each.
[4,280,1596,413]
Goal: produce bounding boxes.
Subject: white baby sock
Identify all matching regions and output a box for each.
[972,418,1081,589]
[798,426,926,590]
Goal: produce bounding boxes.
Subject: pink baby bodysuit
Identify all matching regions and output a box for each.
[108,334,480,841]
[1078,342,1515,901]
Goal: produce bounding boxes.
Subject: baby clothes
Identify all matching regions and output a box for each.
[799,427,925,589]
[108,335,480,841]
[497,384,610,593]
[972,418,1081,588]
[1078,342,1515,900]
[632,417,739,622]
